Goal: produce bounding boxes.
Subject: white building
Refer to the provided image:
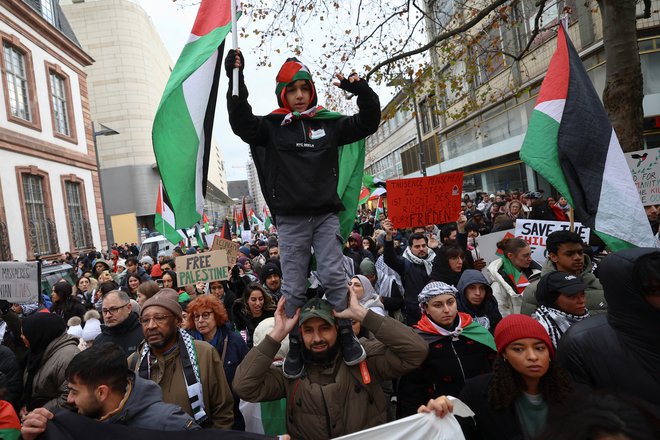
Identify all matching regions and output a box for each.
[0,0,104,261]
[60,0,231,244]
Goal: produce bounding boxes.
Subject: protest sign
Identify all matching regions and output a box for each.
[175,250,229,287]
[474,229,515,265]
[211,236,240,264]
[625,148,660,206]
[387,172,463,229]
[241,230,252,244]
[515,219,590,264]
[0,261,39,303]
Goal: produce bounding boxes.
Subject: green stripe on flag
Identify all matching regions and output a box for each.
[520,110,574,207]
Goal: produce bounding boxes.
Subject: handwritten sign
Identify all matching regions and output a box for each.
[387,172,464,228]
[211,236,240,264]
[175,250,229,287]
[625,148,660,206]
[515,219,590,265]
[0,262,39,303]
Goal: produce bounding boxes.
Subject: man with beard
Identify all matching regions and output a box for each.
[128,289,234,429]
[382,219,435,325]
[261,262,283,302]
[20,342,199,439]
[233,294,428,439]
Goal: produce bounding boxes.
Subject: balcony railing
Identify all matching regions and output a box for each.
[0,221,12,261]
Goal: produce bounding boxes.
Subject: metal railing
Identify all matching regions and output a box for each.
[0,221,11,260]
[28,218,59,256]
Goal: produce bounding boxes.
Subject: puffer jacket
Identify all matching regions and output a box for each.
[556,248,660,409]
[233,311,428,439]
[520,256,606,315]
[227,76,380,217]
[24,333,80,410]
[485,258,541,317]
[105,373,199,430]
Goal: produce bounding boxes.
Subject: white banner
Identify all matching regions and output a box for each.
[0,261,39,303]
[334,397,474,440]
[515,219,590,265]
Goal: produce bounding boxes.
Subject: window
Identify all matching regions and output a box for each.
[18,168,59,258]
[0,34,40,129]
[50,73,69,135]
[3,43,30,120]
[40,0,56,25]
[63,178,92,250]
[45,62,77,142]
[471,25,506,88]
[419,99,431,133]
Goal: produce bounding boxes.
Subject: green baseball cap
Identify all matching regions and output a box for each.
[299,297,336,326]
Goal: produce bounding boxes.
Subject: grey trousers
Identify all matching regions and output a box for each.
[278,213,349,317]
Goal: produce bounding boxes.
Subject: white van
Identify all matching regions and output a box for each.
[138,229,207,261]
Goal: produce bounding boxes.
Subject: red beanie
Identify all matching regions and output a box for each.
[494,314,555,357]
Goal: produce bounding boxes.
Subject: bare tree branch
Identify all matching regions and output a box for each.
[366,0,510,80]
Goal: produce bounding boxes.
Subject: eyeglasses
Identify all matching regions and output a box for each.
[140,314,173,326]
[102,303,129,315]
[193,311,213,321]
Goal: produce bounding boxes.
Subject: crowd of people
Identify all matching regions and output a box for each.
[1,48,659,439]
[1,190,658,439]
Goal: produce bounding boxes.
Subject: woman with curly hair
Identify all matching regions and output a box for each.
[419,314,573,439]
[186,295,248,430]
[231,283,275,347]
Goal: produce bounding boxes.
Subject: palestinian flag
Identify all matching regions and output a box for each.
[203,212,210,234]
[249,208,262,228]
[374,197,384,219]
[363,173,386,191]
[520,24,654,250]
[0,401,20,440]
[155,181,186,245]
[220,217,231,239]
[241,197,250,231]
[263,206,272,229]
[153,0,238,228]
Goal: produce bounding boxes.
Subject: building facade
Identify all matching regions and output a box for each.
[60,0,230,245]
[366,0,660,198]
[0,0,104,261]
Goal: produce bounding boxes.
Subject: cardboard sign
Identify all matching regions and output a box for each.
[211,236,240,264]
[625,148,660,206]
[175,250,229,287]
[515,219,590,264]
[0,262,39,303]
[387,172,464,228]
[474,229,515,265]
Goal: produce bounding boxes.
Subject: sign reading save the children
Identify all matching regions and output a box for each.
[0,261,39,303]
[175,250,229,287]
[387,172,464,229]
[515,219,590,264]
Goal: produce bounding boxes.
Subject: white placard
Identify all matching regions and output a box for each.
[0,262,39,303]
[515,219,590,264]
[625,148,660,206]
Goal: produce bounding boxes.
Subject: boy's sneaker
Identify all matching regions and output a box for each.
[339,324,367,366]
[282,331,304,379]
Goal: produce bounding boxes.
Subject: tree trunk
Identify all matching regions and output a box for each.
[597,0,644,152]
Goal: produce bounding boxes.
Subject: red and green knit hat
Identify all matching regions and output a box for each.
[275,57,317,110]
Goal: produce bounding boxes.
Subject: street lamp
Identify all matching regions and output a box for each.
[92,121,119,251]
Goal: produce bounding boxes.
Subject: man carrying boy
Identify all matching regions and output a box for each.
[225,50,381,378]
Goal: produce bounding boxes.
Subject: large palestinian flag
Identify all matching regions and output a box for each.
[155,182,186,245]
[520,24,654,250]
[153,0,238,228]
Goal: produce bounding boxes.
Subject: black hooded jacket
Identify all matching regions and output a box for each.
[456,270,502,333]
[556,248,660,409]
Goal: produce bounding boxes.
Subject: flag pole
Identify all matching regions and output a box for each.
[569,205,575,233]
[230,0,239,97]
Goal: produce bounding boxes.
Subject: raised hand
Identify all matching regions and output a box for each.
[269,297,301,343]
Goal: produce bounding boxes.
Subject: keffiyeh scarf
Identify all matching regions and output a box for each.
[137,329,207,423]
[533,305,590,348]
[403,246,436,276]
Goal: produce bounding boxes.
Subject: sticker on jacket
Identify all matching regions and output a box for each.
[309,127,326,140]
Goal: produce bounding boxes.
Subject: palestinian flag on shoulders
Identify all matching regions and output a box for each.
[520,24,654,250]
[155,181,186,245]
[153,0,239,228]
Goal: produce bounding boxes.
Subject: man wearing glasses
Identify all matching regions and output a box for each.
[94,290,144,358]
[128,289,234,429]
